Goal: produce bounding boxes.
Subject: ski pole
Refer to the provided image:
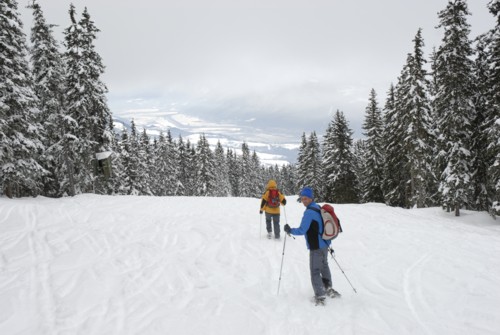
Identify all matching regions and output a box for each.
[259,212,262,239]
[328,248,357,294]
[277,233,287,296]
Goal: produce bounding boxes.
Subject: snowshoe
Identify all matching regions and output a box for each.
[313,296,326,306]
[326,287,341,298]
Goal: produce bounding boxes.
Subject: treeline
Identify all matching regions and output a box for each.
[2,1,500,218]
[297,1,500,217]
[112,120,297,197]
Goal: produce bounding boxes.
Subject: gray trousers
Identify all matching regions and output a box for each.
[265,212,280,238]
[309,247,332,297]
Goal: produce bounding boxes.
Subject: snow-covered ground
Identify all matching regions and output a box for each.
[1,194,499,334]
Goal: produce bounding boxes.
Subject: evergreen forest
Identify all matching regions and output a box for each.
[1,0,500,217]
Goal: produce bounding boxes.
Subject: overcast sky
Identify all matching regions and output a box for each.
[18,0,496,139]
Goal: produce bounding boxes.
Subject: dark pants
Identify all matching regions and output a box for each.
[265,212,280,238]
[309,247,332,297]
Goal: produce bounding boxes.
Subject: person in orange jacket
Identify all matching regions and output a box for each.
[260,179,286,239]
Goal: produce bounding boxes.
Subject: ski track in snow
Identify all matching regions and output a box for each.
[0,196,500,334]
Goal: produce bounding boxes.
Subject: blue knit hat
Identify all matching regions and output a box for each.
[298,187,314,199]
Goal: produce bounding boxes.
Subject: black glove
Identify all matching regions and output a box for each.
[282,199,287,206]
[259,210,263,214]
[284,224,291,234]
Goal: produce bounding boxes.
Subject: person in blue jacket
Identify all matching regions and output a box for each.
[284,187,340,304]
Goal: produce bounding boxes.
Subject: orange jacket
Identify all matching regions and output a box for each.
[260,180,286,214]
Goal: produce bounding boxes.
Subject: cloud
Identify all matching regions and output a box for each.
[19,0,496,138]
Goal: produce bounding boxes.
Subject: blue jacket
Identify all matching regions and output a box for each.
[290,202,331,250]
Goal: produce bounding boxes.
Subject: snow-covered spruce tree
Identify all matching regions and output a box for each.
[175,135,190,196]
[434,0,476,216]
[0,0,45,198]
[108,131,126,195]
[322,110,359,203]
[426,48,442,206]
[353,139,368,202]
[361,89,385,203]
[226,148,240,196]
[116,129,135,195]
[239,142,254,197]
[152,132,169,196]
[121,121,141,195]
[295,132,308,191]
[213,140,231,197]
[186,140,197,196]
[118,121,150,196]
[61,4,90,194]
[281,164,297,196]
[63,5,114,194]
[136,129,153,195]
[485,0,500,216]
[250,150,264,197]
[382,83,408,207]
[472,31,493,212]
[28,0,67,197]
[322,118,336,202]
[194,134,216,196]
[164,130,181,195]
[302,132,323,201]
[400,29,435,208]
[80,7,115,194]
[261,164,276,189]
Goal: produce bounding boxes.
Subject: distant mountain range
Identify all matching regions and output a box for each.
[113,108,300,166]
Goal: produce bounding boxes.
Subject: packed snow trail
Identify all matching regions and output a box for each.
[1,195,500,334]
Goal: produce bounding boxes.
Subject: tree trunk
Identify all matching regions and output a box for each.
[4,183,12,199]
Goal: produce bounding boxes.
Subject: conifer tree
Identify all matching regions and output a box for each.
[109,133,126,195]
[250,150,263,197]
[322,119,336,202]
[295,133,308,191]
[434,0,476,216]
[213,140,230,196]
[195,134,216,196]
[485,0,500,215]
[63,5,113,194]
[175,135,190,196]
[401,29,435,208]
[122,121,141,195]
[28,0,67,197]
[280,164,297,196]
[302,132,322,200]
[472,31,493,211]
[239,142,253,197]
[427,47,443,206]
[353,139,368,202]
[164,130,181,195]
[153,132,169,196]
[117,129,135,195]
[226,148,240,196]
[382,83,408,207]
[79,7,114,151]
[322,110,358,203]
[137,129,153,195]
[0,0,45,198]
[62,4,91,194]
[361,89,385,203]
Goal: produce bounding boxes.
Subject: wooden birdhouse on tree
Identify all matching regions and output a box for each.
[94,151,113,178]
